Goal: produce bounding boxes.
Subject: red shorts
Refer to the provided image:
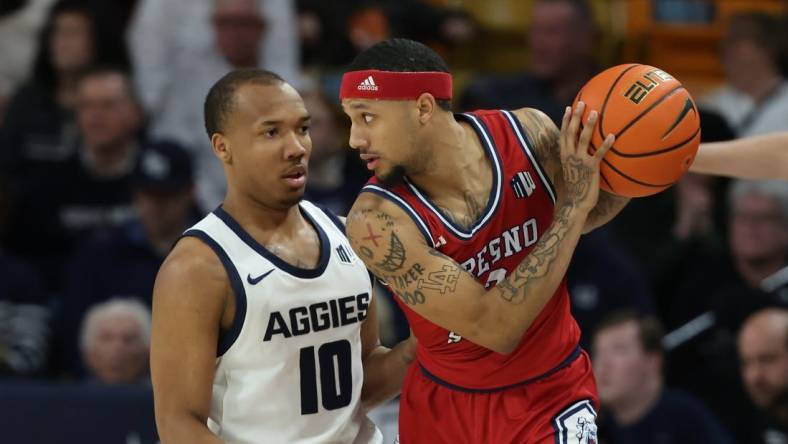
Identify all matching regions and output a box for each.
[397,349,599,444]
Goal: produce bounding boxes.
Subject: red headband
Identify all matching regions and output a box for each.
[339,70,453,100]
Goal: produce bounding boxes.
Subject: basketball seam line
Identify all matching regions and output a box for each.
[602,157,673,188]
[598,64,641,141]
[611,84,685,146]
[613,126,700,158]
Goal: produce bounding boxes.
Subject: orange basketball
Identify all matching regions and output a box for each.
[573,64,701,197]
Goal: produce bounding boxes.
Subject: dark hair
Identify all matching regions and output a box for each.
[203,68,284,138]
[595,310,665,354]
[77,65,139,103]
[724,12,783,65]
[31,0,130,97]
[347,38,453,111]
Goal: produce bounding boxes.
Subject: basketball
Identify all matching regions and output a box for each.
[573,64,701,197]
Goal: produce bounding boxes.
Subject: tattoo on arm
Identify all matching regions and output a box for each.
[496,203,576,304]
[374,232,406,272]
[584,191,629,230]
[520,109,561,172]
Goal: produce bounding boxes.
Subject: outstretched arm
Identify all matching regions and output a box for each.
[512,107,630,233]
[347,104,615,354]
[359,294,416,411]
[151,238,228,444]
[691,132,788,180]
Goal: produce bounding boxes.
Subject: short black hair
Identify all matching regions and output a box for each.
[203,68,284,138]
[594,310,665,354]
[77,65,138,103]
[347,38,452,111]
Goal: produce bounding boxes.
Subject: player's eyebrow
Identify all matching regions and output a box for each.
[345,102,370,110]
[255,114,311,127]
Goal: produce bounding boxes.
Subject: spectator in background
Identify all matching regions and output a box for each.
[0,0,57,124]
[80,298,151,385]
[6,67,144,291]
[592,311,735,444]
[297,0,474,70]
[0,0,128,174]
[738,308,788,444]
[54,141,198,377]
[657,179,788,443]
[129,0,301,210]
[301,90,367,215]
[703,12,788,137]
[567,229,655,350]
[0,174,50,378]
[460,0,597,124]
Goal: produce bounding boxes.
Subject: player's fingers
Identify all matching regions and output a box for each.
[594,134,615,161]
[577,110,597,156]
[567,101,585,151]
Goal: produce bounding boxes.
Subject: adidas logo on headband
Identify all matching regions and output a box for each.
[357,75,378,91]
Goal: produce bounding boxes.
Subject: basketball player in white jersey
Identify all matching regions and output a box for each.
[150,69,416,444]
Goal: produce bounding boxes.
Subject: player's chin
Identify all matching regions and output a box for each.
[376,164,406,187]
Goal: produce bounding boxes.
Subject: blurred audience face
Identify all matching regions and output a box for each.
[738,309,788,409]
[213,0,265,68]
[85,312,149,384]
[730,191,788,264]
[723,39,775,93]
[593,320,660,407]
[77,72,142,153]
[302,93,342,165]
[50,11,94,74]
[133,189,194,244]
[528,0,592,80]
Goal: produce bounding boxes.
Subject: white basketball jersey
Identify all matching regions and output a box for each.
[184,201,383,444]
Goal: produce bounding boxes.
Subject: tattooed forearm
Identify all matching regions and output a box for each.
[583,191,629,232]
[380,263,425,291]
[496,203,576,304]
[562,156,594,204]
[417,265,460,295]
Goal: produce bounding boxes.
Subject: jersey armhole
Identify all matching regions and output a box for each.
[360,185,435,247]
[315,204,346,233]
[501,110,558,203]
[181,229,247,357]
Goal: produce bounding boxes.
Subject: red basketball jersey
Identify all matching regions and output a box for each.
[362,109,581,390]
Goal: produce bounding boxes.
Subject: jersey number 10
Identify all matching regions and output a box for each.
[299,339,353,414]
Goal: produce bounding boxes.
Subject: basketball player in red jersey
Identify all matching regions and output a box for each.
[341,39,622,443]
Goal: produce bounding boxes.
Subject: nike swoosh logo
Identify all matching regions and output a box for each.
[247,269,274,285]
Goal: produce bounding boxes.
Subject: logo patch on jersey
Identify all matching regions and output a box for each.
[511,171,536,198]
[335,244,356,264]
[553,399,598,444]
[247,269,274,285]
[447,331,462,343]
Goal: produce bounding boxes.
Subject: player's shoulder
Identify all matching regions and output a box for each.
[510,107,557,132]
[509,107,561,173]
[156,236,228,293]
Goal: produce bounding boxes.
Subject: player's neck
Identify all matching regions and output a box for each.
[407,115,490,201]
[221,191,303,238]
[610,378,663,426]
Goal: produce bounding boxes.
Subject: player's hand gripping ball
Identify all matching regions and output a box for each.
[573,64,701,197]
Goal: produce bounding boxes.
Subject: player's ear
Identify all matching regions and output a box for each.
[416,92,437,125]
[211,133,232,164]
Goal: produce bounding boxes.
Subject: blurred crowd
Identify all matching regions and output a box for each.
[0,1,786,443]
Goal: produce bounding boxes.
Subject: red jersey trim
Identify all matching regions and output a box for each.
[401,113,504,240]
[360,184,436,247]
[500,110,558,203]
